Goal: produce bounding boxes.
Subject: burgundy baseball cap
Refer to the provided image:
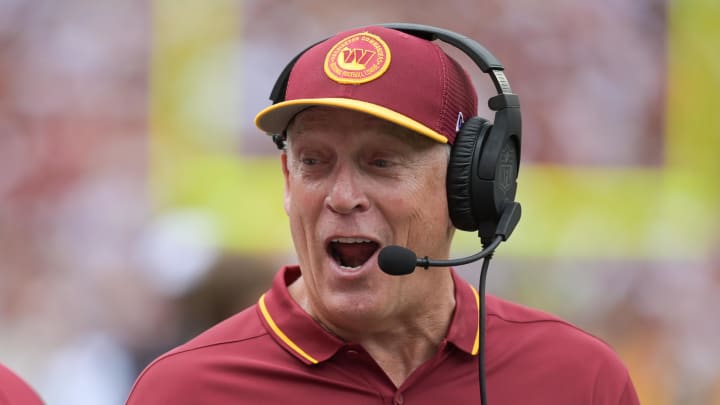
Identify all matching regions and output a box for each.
[254,25,478,145]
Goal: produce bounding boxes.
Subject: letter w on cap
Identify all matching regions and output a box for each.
[339,48,376,70]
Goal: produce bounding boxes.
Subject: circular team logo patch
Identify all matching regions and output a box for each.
[324,32,391,84]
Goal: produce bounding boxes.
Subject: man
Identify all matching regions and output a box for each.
[126,25,639,404]
[0,362,44,405]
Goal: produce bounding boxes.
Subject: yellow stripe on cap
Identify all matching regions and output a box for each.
[254,97,449,144]
[258,294,319,364]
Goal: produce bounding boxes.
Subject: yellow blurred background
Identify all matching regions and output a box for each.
[0,1,718,404]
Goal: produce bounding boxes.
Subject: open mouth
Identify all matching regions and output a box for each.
[327,238,380,269]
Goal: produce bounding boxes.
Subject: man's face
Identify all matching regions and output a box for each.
[282,107,455,332]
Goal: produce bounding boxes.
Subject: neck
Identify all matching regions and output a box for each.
[288,272,456,387]
[355,309,453,387]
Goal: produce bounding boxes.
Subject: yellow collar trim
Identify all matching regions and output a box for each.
[471,286,480,356]
[258,294,319,364]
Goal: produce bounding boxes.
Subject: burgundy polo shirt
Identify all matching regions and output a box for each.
[0,363,44,405]
[126,266,639,404]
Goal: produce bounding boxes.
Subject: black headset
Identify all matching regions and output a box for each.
[267,23,522,245]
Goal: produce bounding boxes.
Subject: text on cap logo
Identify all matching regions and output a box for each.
[324,32,391,84]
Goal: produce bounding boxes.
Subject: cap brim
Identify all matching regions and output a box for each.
[254,98,448,144]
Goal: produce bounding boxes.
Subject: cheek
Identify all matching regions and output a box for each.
[285,175,325,246]
[285,169,313,213]
[412,166,449,211]
[414,169,452,234]
[286,181,313,229]
[285,190,314,269]
[391,176,451,232]
[410,192,450,231]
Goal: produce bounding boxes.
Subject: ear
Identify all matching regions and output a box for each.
[281,152,291,215]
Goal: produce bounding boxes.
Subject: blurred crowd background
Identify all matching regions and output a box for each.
[1,0,718,404]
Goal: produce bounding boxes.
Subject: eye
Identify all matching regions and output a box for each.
[371,158,391,168]
[301,157,320,166]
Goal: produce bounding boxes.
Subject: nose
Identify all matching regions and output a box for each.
[325,165,370,215]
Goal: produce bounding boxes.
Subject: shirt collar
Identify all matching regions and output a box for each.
[257,266,345,365]
[446,269,481,355]
[257,266,480,365]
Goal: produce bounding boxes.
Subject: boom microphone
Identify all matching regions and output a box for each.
[378,202,520,276]
[378,236,503,276]
[377,245,419,276]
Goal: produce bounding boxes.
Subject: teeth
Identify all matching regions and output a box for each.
[331,238,373,244]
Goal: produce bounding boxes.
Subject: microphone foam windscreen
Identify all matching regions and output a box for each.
[378,245,417,276]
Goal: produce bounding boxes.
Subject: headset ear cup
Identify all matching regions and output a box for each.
[447,117,490,231]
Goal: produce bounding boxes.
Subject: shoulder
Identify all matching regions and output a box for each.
[0,363,44,405]
[125,304,275,404]
[485,295,639,404]
[486,294,618,358]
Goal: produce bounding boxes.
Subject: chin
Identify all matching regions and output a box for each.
[321,292,389,327]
